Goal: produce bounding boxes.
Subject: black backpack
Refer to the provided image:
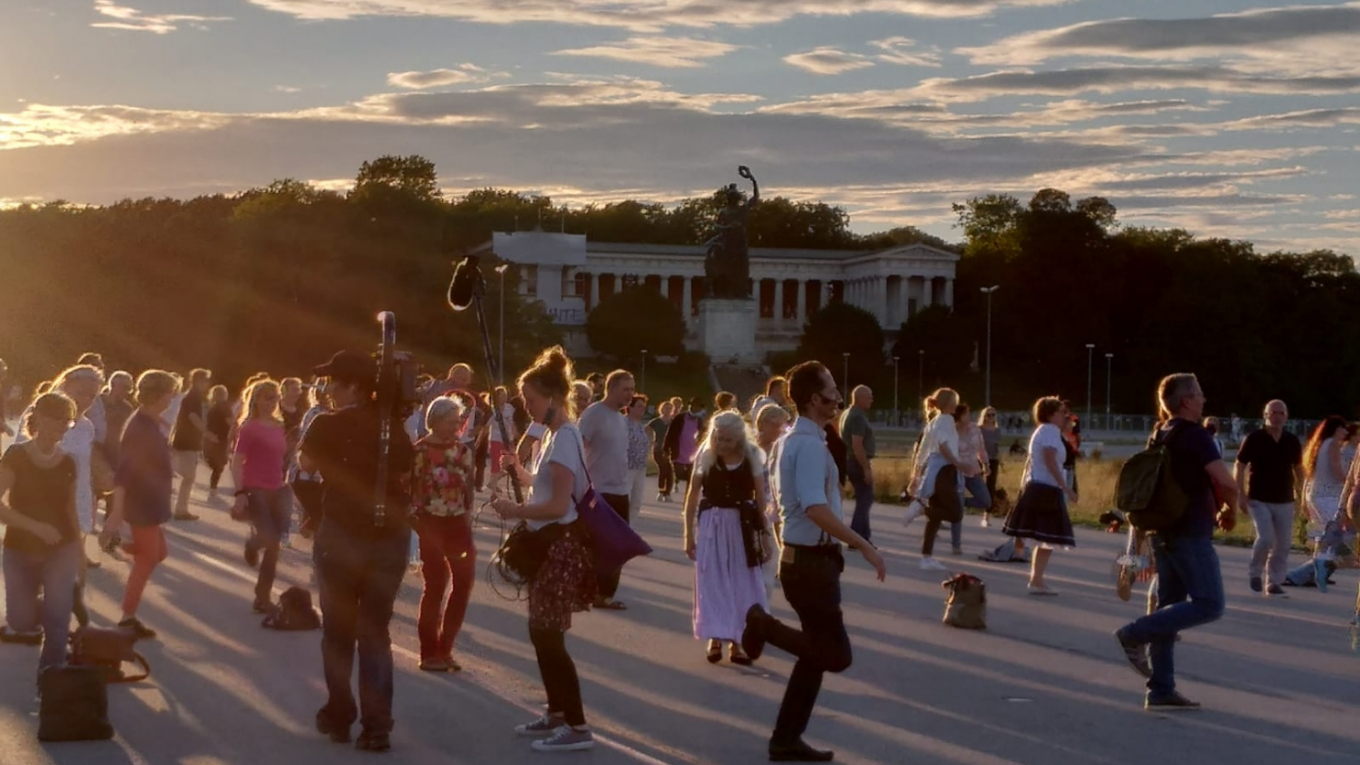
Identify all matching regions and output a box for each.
[1116,423,1190,532]
[262,586,321,631]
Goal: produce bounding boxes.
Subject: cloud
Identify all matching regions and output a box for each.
[552,36,737,69]
[386,65,488,89]
[91,0,230,33]
[870,37,942,67]
[910,65,1360,102]
[1222,107,1360,131]
[962,3,1360,77]
[242,0,1079,31]
[0,104,233,150]
[783,47,876,75]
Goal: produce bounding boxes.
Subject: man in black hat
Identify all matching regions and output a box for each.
[299,350,415,753]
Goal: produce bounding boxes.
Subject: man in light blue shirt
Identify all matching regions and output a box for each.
[741,361,885,763]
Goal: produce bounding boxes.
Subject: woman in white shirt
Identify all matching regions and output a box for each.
[902,388,975,571]
[1002,397,1078,595]
[492,347,597,754]
[486,386,519,492]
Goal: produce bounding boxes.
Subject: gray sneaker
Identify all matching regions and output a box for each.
[531,725,595,752]
[515,714,565,737]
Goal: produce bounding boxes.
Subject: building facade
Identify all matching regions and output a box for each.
[487,231,959,357]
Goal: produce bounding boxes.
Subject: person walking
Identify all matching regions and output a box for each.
[840,386,877,544]
[170,368,212,522]
[741,361,885,763]
[231,379,292,613]
[954,403,991,554]
[903,389,972,570]
[101,370,182,639]
[492,346,598,753]
[649,401,675,502]
[1235,400,1304,597]
[979,406,1002,528]
[0,392,81,670]
[664,397,706,487]
[411,396,476,672]
[1300,416,1348,591]
[682,410,773,666]
[1114,373,1237,710]
[204,385,232,501]
[578,369,635,611]
[625,395,650,518]
[486,386,519,493]
[1003,397,1078,595]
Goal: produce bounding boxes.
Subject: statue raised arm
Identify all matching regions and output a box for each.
[703,166,760,300]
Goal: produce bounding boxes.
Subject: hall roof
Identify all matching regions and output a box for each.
[584,241,959,262]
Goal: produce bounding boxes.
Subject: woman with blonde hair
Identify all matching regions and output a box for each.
[1300,416,1348,589]
[1003,396,1078,595]
[903,388,973,570]
[101,369,181,638]
[231,379,292,612]
[682,410,773,665]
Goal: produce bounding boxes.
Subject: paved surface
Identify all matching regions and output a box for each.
[3,466,1359,765]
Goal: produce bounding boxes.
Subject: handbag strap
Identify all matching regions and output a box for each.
[109,652,150,684]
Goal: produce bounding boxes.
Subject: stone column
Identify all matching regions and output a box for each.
[922,276,935,308]
[872,277,888,325]
[682,276,693,318]
[774,279,785,328]
[795,279,806,324]
[944,278,955,309]
[588,272,599,311]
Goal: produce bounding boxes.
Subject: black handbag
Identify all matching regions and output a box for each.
[37,665,114,742]
[925,465,964,524]
[494,521,565,586]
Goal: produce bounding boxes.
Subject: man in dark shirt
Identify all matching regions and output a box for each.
[1115,373,1237,711]
[840,385,876,542]
[170,368,211,521]
[1234,399,1304,596]
[300,350,415,753]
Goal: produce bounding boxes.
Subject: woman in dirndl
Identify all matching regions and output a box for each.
[492,346,598,754]
[1004,396,1078,596]
[682,410,772,665]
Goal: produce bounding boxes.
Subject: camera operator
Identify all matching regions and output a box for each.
[299,350,415,753]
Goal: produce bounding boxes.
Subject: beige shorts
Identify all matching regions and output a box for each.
[174,450,200,478]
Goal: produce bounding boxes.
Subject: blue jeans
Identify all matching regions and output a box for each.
[847,464,875,542]
[315,520,410,734]
[1120,535,1224,698]
[963,473,991,510]
[3,541,81,671]
[247,487,293,603]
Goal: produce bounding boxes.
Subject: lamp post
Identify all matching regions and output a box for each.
[892,355,900,425]
[1085,343,1096,428]
[494,263,510,385]
[842,352,850,401]
[980,285,1000,407]
[640,349,648,394]
[917,349,924,413]
[1105,353,1114,429]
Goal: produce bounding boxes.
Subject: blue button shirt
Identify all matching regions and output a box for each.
[772,416,843,546]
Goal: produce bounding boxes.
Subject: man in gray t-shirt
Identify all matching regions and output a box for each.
[578,370,636,610]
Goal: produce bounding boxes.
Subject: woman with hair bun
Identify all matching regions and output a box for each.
[1003,396,1078,595]
[492,346,598,753]
[682,410,773,665]
[902,388,973,570]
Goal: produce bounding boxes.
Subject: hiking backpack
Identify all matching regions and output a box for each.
[1116,423,1190,532]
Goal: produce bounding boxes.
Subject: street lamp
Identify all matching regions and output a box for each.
[892,355,900,425]
[917,349,925,413]
[980,285,1000,407]
[494,263,510,385]
[640,349,648,394]
[1085,343,1096,428]
[1105,353,1114,429]
[842,352,850,401]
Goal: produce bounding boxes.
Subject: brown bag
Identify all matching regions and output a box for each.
[71,626,150,683]
[942,573,987,630]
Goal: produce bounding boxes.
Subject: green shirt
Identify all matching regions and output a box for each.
[647,417,669,446]
[839,407,875,459]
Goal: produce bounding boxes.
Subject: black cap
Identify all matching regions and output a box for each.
[313,350,375,387]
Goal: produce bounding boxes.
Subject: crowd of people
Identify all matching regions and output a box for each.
[0,349,1356,760]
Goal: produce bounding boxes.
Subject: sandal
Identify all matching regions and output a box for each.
[729,644,752,666]
[706,640,722,664]
[419,658,450,672]
[595,598,628,611]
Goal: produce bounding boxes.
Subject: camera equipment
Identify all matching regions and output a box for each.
[371,311,421,527]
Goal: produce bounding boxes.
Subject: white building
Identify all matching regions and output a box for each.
[486,231,959,357]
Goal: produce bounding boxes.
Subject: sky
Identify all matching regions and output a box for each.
[2,1,1358,254]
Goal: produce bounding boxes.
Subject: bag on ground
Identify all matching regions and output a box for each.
[37,665,114,742]
[70,625,149,684]
[262,586,321,630]
[942,573,987,630]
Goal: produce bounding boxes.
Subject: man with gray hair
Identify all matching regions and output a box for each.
[840,385,877,543]
[1234,399,1304,597]
[578,370,636,610]
[1114,373,1237,710]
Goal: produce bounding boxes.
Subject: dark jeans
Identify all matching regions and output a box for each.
[764,546,853,746]
[922,467,962,556]
[247,487,293,603]
[847,463,875,542]
[474,437,489,490]
[1120,535,1224,699]
[653,450,674,497]
[596,493,630,600]
[985,460,1000,504]
[530,626,585,726]
[315,520,409,735]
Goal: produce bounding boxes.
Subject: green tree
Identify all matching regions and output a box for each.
[351,154,441,202]
[585,286,686,362]
[795,303,885,390]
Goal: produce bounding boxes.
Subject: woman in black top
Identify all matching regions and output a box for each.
[0,392,80,671]
[204,385,233,500]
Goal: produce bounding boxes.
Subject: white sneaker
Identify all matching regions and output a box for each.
[980,515,991,528]
[902,500,924,528]
[919,557,947,571]
[531,725,595,752]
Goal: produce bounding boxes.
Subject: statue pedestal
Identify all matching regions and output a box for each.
[697,298,760,364]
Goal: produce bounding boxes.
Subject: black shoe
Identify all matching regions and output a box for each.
[1266,584,1289,598]
[244,534,260,569]
[355,730,391,752]
[742,605,769,662]
[769,738,834,762]
[316,710,351,744]
[1114,629,1152,679]
[1145,691,1201,711]
[0,626,43,646]
[1249,576,1262,593]
[118,617,157,640]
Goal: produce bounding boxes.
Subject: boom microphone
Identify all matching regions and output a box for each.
[447,255,482,312]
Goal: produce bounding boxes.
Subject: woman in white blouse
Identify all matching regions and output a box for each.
[1002,396,1078,595]
[903,388,976,570]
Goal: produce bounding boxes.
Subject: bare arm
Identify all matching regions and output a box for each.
[1326,441,1345,480]
[503,462,573,522]
[681,469,701,558]
[850,435,870,474]
[1042,446,1075,501]
[1208,461,1238,509]
[99,487,126,546]
[1234,461,1249,509]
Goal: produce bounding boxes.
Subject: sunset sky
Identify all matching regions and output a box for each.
[2,1,1358,253]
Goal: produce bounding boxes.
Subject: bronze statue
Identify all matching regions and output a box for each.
[703,165,759,300]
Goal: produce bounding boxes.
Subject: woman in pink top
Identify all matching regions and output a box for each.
[230,379,292,613]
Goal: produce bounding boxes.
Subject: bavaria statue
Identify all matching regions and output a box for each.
[703,165,760,300]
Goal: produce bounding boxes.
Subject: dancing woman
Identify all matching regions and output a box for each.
[1003,397,1078,595]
